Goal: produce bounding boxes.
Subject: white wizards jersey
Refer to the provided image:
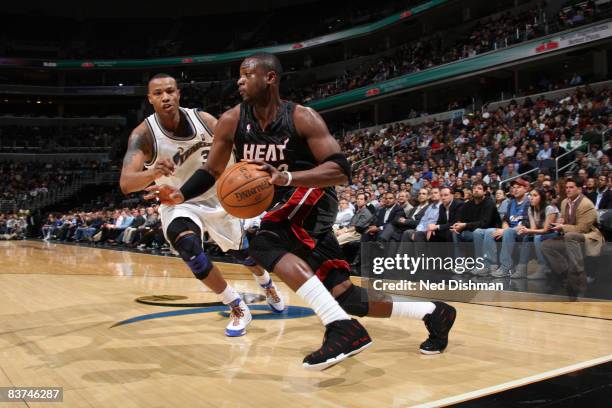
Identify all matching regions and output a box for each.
[144,107,233,203]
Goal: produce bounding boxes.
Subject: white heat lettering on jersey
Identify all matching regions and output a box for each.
[243,139,288,162]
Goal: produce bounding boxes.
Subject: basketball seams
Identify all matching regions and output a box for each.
[217,162,274,216]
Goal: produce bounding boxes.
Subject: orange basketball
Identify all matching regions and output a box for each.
[216,162,275,218]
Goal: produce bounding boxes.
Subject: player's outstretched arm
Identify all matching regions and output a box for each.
[119,123,174,194]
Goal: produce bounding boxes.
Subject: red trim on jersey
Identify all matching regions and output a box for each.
[263,187,325,248]
[315,259,351,282]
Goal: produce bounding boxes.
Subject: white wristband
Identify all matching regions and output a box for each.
[282,171,293,186]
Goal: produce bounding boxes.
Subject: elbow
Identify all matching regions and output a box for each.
[119,179,130,195]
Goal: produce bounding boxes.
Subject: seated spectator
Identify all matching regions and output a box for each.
[475,178,530,277]
[393,188,430,234]
[513,189,560,279]
[536,142,552,160]
[597,175,612,209]
[495,189,510,220]
[584,177,597,205]
[41,214,56,240]
[362,191,405,243]
[401,187,441,242]
[396,191,413,214]
[421,187,463,242]
[541,178,604,296]
[74,214,96,242]
[104,209,134,243]
[334,198,354,230]
[586,144,603,167]
[336,193,374,244]
[502,162,519,180]
[120,208,146,245]
[452,181,500,245]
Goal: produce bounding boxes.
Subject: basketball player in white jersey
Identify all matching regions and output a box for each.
[120,73,284,337]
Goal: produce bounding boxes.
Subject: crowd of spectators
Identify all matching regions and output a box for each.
[35,204,263,257]
[321,83,612,295]
[0,212,28,240]
[185,1,609,117]
[301,2,606,103]
[0,159,112,205]
[341,85,612,192]
[0,124,122,152]
[39,206,168,251]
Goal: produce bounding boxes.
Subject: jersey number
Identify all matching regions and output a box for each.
[201,148,211,162]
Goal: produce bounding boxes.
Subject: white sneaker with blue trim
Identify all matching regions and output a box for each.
[225,298,252,337]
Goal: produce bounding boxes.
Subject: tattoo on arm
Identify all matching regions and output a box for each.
[123,131,151,168]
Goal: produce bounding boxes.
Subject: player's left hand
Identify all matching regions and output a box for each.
[241,159,288,186]
[144,184,184,205]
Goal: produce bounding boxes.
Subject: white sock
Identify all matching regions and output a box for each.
[391,302,436,320]
[254,270,271,287]
[296,276,350,325]
[219,284,240,305]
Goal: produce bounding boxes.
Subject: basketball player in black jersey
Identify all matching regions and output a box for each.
[147,53,456,370]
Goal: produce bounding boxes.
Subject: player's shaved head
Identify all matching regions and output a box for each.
[243,53,283,82]
[148,73,177,91]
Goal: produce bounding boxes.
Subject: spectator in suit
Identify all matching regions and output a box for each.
[422,187,463,242]
[542,178,604,295]
[396,191,413,214]
[119,208,147,245]
[401,187,441,242]
[583,177,597,205]
[394,188,430,234]
[595,175,610,209]
[362,191,405,243]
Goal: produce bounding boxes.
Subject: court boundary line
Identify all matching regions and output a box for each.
[411,354,612,408]
[393,292,612,322]
[20,238,241,264]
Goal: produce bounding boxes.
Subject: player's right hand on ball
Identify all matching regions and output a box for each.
[152,158,175,179]
[144,184,184,205]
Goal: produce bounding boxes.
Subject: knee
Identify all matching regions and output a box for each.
[502,228,515,238]
[227,249,257,266]
[336,284,369,317]
[174,233,213,280]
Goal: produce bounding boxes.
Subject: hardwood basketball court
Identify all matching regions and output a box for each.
[1,240,611,407]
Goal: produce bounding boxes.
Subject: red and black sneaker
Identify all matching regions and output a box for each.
[420,301,456,355]
[302,318,372,370]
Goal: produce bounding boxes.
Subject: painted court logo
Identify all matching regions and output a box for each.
[112,305,314,328]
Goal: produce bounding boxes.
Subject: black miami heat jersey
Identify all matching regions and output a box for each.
[233,101,338,237]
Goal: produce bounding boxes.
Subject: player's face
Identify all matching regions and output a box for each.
[237,59,270,104]
[148,78,180,115]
